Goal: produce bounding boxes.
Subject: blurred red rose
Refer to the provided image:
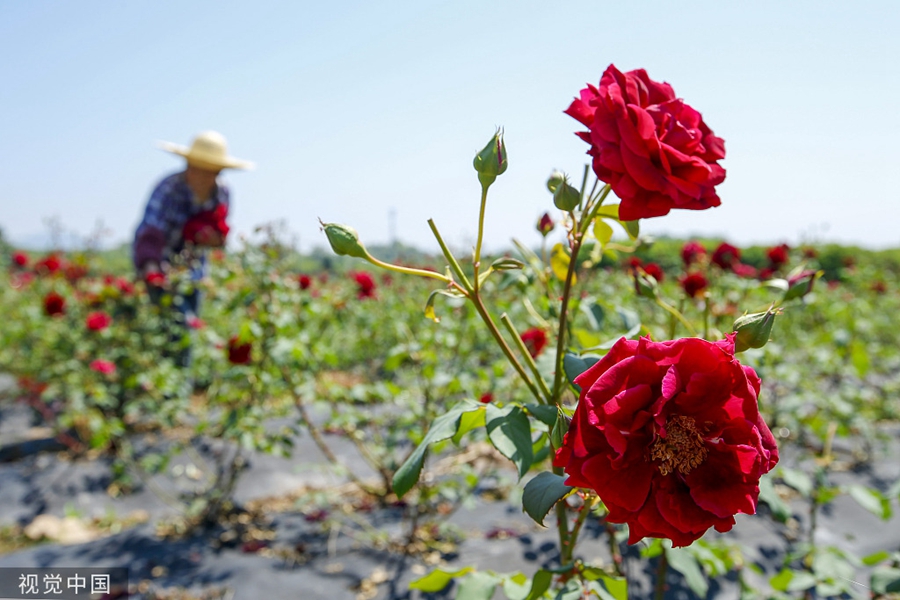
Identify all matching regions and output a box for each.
[186,316,205,330]
[642,262,664,282]
[183,204,229,246]
[566,64,726,221]
[711,242,741,270]
[871,280,887,294]
[35,254,63,275]
[227,336,252,365]
[89,359,116,375]
[521,328,548,358]
[298,274,312,290]
[43,292,66,316]
[353,272,376,299]
[766,244,790,269]
[144,271,166,288]
[758,268,774,281]
[479,393,494,404]
[627,257,643,270]
[679,272,708,298]
[537,212,555,237]
[554,335,778,547]
[116,278,135,295]
[680,241,706,267]
[12,252,28,268]
[86,311,112,331]
[732,263,758,279]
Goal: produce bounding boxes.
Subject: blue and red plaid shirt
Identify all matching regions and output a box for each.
[133,171,230,275]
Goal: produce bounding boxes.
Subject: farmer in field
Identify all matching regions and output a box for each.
[133,130,253,366]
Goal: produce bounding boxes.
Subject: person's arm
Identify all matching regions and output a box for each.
[134,175,188,272]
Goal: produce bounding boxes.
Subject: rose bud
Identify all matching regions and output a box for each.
[473,129,508,188]
[633,267,659,299]
[552,176,581,211]
[320,221,370,259]
[733,307,780,352]
[546,170,565,194]
[784,269,822,301]
[642,262,664,282]
[536,212,555,237]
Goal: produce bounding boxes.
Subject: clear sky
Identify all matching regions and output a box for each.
[2,1,898,255]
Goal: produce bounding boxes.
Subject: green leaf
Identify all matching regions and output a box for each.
[593,219,614,246]
[491,257,525,271]
[424,289,465,323]
[758,475,791,522]
[551,244,574,284]
[486,404,533,479]
[563,352,601,392]
[522,472,573,526]
[872,567,900,594]
[622,219,640,240]
[849,340,871,377]
[581,569,627,600]
[410,567,473,592]
[392,402,479,497]
[524,569,552,600]
[452,407,486,445]
[666,547,708,598]
[455,571,500,600]
[595,204,619,219]
[525,404,559,427]
[862,550,891,566]
[847,484,892,520]
[781,467,813,497]
[501,573,530,600]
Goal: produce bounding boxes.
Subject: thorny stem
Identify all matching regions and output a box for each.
[562,495,596,564]
[605,520,624,577]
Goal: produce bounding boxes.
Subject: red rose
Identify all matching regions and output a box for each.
[680,241,706,267]
[679,273,708,298]
[711,242,740,270]
[35,254,63,275]
[537,212,555,237]
[521,327,548,358]
[186,316,205,330]
[85,311,112,331]
[554,335,778,547]
[732,263,758,279]
[116,278,135,295]
[89,359,116,375]
[627,257,643,270]
[43,292,66,316]
[642,262,664,282]
[12,252,28,268]
[298,274,312,290]
[183,204,230,246]
[766,244,790,269]
[353,272,376,299]
[479,393,494,404]
[227,336,252,365]
[566,64,726,221]
[144,271,166,288]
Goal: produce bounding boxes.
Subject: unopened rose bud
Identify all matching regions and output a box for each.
[783,269,821,301]
[536,212,555,237]
[321,221,369,259]
[549,172,580,211]
[473,129,508,188]
[546,170,565,194]
[633,268,659,299]
[733,307,780,352]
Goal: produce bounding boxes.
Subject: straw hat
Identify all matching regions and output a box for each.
[158,131,254,171]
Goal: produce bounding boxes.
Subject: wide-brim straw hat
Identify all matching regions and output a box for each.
[158,130,254,171]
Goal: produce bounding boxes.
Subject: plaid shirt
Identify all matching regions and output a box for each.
[133,171,230,274]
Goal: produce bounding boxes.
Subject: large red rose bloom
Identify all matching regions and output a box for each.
[554,335,778,547]
[566,64,726,221]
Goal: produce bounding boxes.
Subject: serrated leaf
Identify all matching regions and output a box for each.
[410,567,473,592]
[666,547,708,598]
[563,352,601,392]
[455,571,500,600]
[392,402,479,497]
[847,484,892,520]
[486,404,533,479]
[522,472,572,526]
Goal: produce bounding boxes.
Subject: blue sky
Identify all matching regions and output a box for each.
[1,1,898,255]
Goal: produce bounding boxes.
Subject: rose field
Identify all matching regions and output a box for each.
[2,67,900,600]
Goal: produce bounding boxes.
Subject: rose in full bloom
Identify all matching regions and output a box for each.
[521,328,548,358]
[711,242,741,270]
[554,335,778,547]
[679,273,708,298]
[566,64,726,221]
[85,311,112,331]
[353,272,376,299]
[43,292,66,316]
[89,359,116,375]
[227,336,253,365]
[681,241,706,267]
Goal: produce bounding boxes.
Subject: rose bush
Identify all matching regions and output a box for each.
[566,64,726,221]
[555,335,778,547]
